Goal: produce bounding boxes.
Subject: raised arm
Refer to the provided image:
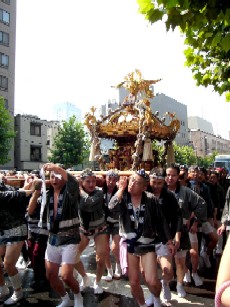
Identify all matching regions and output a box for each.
[108,176,127,210]
[43,163,68,182]
[27,180,42,216]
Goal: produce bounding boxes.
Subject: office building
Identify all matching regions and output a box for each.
[53,102,82,122]
[188,116,214,134]
[189,129,230,157]
[0,0,16,169]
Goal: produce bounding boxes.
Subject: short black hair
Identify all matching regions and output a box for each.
[150,167,166,178]
[80,168,96,179]
[166,163,180,175]
[210,170,219,179]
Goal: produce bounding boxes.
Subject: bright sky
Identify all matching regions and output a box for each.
[15,0,230,139]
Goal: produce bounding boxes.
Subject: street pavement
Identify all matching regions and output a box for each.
[0,243,217,307]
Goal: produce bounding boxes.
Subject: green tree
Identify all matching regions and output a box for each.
[152,140,164,164]
[173,143,197,166]
[50,116,89,168]
[137,0,230,101]
[152,141,196,166]
[0,97,16,165]
[196,150,217,168]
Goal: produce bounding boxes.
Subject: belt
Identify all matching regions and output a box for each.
[80,225,107,236]
[50,228,79,237]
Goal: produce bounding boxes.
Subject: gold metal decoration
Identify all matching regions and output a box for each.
[84,69,180,171]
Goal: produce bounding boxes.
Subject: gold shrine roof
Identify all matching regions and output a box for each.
[85,103,180,142]
[84,69,180,143]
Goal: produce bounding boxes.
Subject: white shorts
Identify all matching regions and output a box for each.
[189,232,198,243]
[155,243,170,257]
[45,243,78,265]
[202,222,214,234]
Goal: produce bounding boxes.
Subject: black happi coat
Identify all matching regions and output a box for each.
[109,191,172,245]
[0,190,29,230]
[157,186,182,238]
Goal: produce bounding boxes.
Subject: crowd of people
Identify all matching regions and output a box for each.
[0,163,230,307]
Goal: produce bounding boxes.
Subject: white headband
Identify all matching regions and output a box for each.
[149,174,165,179]
[51,171,62,180]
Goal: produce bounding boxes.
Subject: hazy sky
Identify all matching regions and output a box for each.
[15,0,230,139]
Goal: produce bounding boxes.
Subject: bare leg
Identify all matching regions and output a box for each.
[175,256,186,283]
[111,234,121,265]
[127,253,145,306]
[4,242,24,291]
[207,232,218,256]
[60,263,80,294]
[4,242,24,277]
[46,261,66,296]
[104,234,112,271]
[94,233,109,283]
[75,234,90,277]
[141,252,161,297]
[158,255,173,283]
[190,242,199,273]
[0,247,6,287]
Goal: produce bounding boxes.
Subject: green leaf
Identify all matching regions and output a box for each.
[204,32,213,38]
[50,115,89,168]
[148,8,164,23]
[167,0,178,8]
[137,0,230,99]
[0,97,15,164]
[137,0,154,14]
[221,33,230,52]
[226,91,230,102]
[211,32,222,47]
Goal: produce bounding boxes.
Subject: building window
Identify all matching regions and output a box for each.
[1,0,10,4]
[0,75,8,90]
[0,53,8,68]
[30,123,41,136]
[0,9,9,25]
[30,146,41,162]
[0,31,9,46]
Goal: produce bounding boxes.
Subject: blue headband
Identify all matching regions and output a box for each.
[136,169,150,181]
[106,170,119,178]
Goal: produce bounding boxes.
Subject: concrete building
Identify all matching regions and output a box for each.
[47,120,59,159]
[188,116,230,157]
[53,102,82,122]
[189,129,230,157]
[150,93,189,145]
[14,114,59,171]
[188,116,214,134]
[100,99,120,117]
[0,0,16,170]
